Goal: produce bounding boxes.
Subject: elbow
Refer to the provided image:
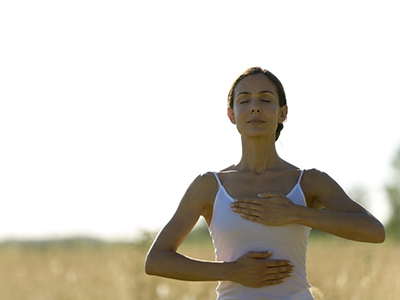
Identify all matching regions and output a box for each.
[371,232,385,244]
[145,248,169,276]
[144,251,158,276]
[375,223,386,243]
[356,214,386,243]
[355,219,386,243]
[369,221,386,244]
[145,246,176,276]
[144,248,158,275]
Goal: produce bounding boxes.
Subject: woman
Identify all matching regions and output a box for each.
[145,67,385,299]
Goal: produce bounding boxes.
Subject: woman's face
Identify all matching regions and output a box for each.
[228,73,287,138]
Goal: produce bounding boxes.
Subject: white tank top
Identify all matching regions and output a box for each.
[209,170,314,300]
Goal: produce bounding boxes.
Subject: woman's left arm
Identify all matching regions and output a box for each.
[231,169,385,243]
[295,169,385,243]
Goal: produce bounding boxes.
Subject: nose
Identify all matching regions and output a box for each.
[251,102,262,113]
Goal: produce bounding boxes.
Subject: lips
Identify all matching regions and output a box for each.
[247,118,265,124]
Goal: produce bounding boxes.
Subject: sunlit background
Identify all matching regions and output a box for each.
[1,0,399,241]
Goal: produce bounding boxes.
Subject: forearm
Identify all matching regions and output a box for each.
[145,249,232,282]
[293,206,385,243]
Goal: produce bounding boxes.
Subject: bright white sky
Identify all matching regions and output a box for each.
[1,0,399,241]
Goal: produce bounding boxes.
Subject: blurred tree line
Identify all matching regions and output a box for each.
[384,144,400,240]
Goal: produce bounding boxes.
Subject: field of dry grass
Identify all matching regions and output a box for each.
[0,237,398,300]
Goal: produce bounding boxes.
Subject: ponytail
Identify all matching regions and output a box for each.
[275,123,284,141]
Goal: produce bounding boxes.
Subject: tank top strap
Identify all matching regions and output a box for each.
[296,169,305,184]
[213,172,222,187]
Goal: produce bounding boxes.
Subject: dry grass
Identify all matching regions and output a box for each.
[307,239,400,300]
[0,238,398,300]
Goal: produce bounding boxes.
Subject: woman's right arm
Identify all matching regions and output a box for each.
[145,173,231,281]
[145,173,293,287]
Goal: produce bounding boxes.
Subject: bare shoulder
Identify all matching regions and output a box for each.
[186,172,218,200]
[303,168,345,190]
[183,172,218,221]
[302,168,346,209]
[302,168,368,213]
[302,168,332,185]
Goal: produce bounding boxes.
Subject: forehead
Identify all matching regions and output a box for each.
[234,73,278,96]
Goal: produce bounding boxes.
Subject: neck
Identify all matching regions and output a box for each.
[236,136,284,175]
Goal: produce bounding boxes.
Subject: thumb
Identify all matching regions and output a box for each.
[257,192,276,198]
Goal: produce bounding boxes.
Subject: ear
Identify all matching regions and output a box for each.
[227,107,236,124]
[279,105,288,123]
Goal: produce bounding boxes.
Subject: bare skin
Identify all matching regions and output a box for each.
[145,73,385,288]
[145,171,294,286]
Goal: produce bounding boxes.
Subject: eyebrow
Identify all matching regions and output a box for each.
[236,90,275,97]
[236,91,251,97]
[259,90,275,95]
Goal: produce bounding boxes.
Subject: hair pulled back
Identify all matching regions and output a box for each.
[227,67,287,141]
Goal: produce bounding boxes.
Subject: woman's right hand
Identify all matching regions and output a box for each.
[229,251,294,288]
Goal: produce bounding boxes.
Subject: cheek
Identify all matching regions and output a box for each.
[233,106,247,118]
[266,106,282,119]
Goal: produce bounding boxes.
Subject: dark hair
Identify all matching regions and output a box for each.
[227,67,287,141]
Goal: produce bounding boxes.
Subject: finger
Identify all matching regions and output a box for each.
[256,267,294,287]
[257,193,294,205]
[234,198,263,205]
[232,206,261,216]
[261,272,293,285]
[246,251,273,259]
[257,192,279,198]
[240,213,261,222]
[264,271,292,280]
[264,259,292,267]
[258,274,288,287]
[231,206,261,219]
[231,202,262,211]
[264,264,295,274]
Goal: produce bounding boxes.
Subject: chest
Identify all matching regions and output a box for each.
[220,172,301,199]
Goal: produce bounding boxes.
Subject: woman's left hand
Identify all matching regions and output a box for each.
[230,193,297,226]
